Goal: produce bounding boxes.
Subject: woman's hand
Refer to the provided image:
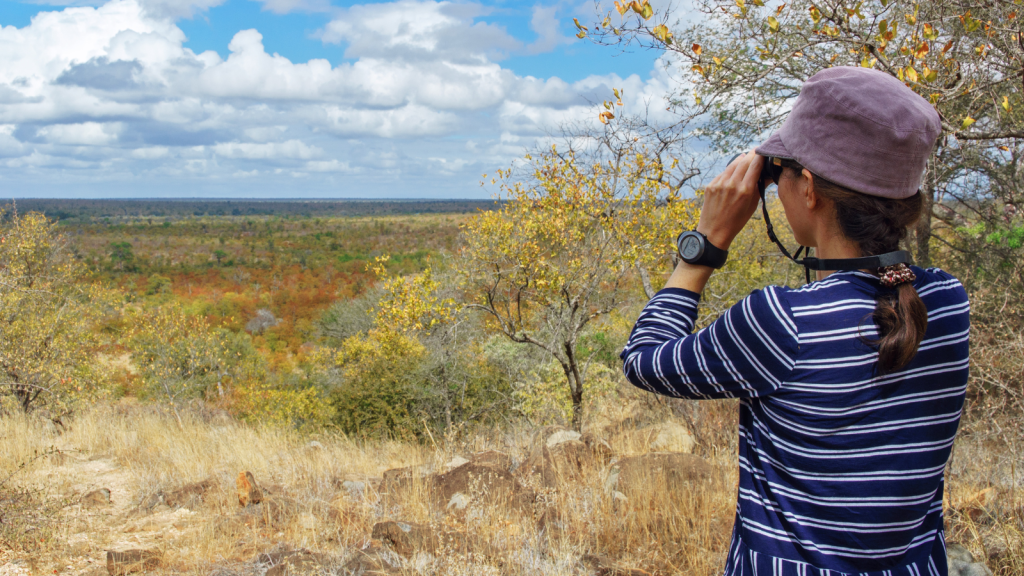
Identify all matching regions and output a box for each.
[695,151,764,251]
[662,152,763,294]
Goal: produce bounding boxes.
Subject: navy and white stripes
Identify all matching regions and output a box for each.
[621,267,969,575]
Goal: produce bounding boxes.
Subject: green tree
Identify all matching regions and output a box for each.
[0,210,110,414]
[461,149,698,431]
[109,241,135,271]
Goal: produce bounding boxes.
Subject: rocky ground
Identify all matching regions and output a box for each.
[0,408,1016,575]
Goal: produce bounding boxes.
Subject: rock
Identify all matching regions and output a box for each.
[546,429,581,447]
[580,432,615,464]
[341,480,367,499]
[431,461,534,511]
[447,492,471,511]
[581,554,652,576]
[380,465,428,494]
[946,542,993,576]
[237,471,263,507]
[106,549,161,575]
[444,456,470,470]
[605,453,712,498]
[372,521,439,558]
[163,478,216,509]
[308,441,324,450]
[83,488,111,508]
[646,421,695,454]
[260,549,326,576]
[342,546,400,575]
[517,437,589,488]
[470,450,514,471]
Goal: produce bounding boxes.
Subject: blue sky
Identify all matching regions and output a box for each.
[0,0,675,198]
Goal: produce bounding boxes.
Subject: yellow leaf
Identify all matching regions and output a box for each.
[915,41,929,59]
[767,16,779,32]
[962,116,976,128]
[1002,96,1011,111]
[905,66,918,82]
[614,0,628,15]
[576,31,586,39]
[809,6,821,22]
[640,1,653,19]
[652,24,673,43]
[692,43,702,56]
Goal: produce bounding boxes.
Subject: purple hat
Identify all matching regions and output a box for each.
[755,67,941,199]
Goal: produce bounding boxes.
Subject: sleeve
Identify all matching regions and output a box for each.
[619,286,799,399]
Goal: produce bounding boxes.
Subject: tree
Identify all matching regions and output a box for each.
[461,149,698,431]
[583,0,1023,267]
[109,241,135,271]
[0,209,110,415]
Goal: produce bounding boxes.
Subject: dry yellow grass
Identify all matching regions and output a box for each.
[0,397,1019,575]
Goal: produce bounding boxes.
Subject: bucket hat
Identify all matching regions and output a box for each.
[755,66,941,199]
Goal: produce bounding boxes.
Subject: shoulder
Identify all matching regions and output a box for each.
[913,266,969,303]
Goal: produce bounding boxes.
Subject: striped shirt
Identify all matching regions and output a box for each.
[620,267,970,575]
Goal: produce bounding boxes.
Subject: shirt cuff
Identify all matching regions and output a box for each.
[653,287,702,302]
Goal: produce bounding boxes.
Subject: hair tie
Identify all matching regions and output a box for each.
[878,263,916,288]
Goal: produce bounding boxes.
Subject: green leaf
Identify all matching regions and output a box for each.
[767,16,780,32]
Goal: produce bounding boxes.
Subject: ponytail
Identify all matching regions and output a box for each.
[800,171,929,373]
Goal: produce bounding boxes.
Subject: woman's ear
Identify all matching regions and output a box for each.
[802,169,820,211]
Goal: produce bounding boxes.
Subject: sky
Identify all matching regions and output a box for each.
[0,0,680,198]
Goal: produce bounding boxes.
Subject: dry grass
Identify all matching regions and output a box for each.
[0,395,1020,575]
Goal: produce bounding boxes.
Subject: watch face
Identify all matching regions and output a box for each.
[681,235,702,260]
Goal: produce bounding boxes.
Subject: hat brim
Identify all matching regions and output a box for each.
[754,132,794,160]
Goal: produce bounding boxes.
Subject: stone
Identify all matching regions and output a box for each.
[546,429,581,448]
[431,461,534,511]
[444,456,470,470]
[946,542,994,576]
[163,478,216,509]
[341,480,367,499]
[605,453,712,498]
[580,432,615,464]
[517,437,589,488]
[646,422,695,454]
[581,554,652,576]
[261,549,326,576]
[371,521,439,558]
[447,493,471,511]
[341,546,401,575]
[237,471,263,507]
[470,450,514,471]
[106,549,161,575]
[83,488,111,508]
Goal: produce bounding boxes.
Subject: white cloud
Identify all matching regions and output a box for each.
[212,139,323,159]
[0,0,673,197]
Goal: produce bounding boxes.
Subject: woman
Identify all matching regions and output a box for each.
[620,67,970,575]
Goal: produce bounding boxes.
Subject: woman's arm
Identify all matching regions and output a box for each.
[620,285,798,399]
[620,151,798,399]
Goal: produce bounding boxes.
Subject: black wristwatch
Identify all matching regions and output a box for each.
[676,231,729,269]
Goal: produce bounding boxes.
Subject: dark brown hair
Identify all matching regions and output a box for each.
[787,165,928,373]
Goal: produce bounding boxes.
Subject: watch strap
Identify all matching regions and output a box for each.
[677,231,729,269]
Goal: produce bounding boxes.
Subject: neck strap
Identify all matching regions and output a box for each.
[758,182,912,283]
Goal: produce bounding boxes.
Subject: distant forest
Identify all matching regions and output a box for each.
[7,199,499,221]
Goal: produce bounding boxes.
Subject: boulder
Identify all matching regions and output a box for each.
[646,422,695,454]
[259,549,327,576]
[580,432,615,464]
[470,450,514,471]
[517,426,591,488]
[605,453,712,498]
[163,478,216,509]
[371,521,439,558]
[946,543,993,576]
[106,549,161,575]
[237,471,263,507]
[444,456,470,470]
[431,461,534,511]
[83,488,111,508]
[341,546,401,575]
